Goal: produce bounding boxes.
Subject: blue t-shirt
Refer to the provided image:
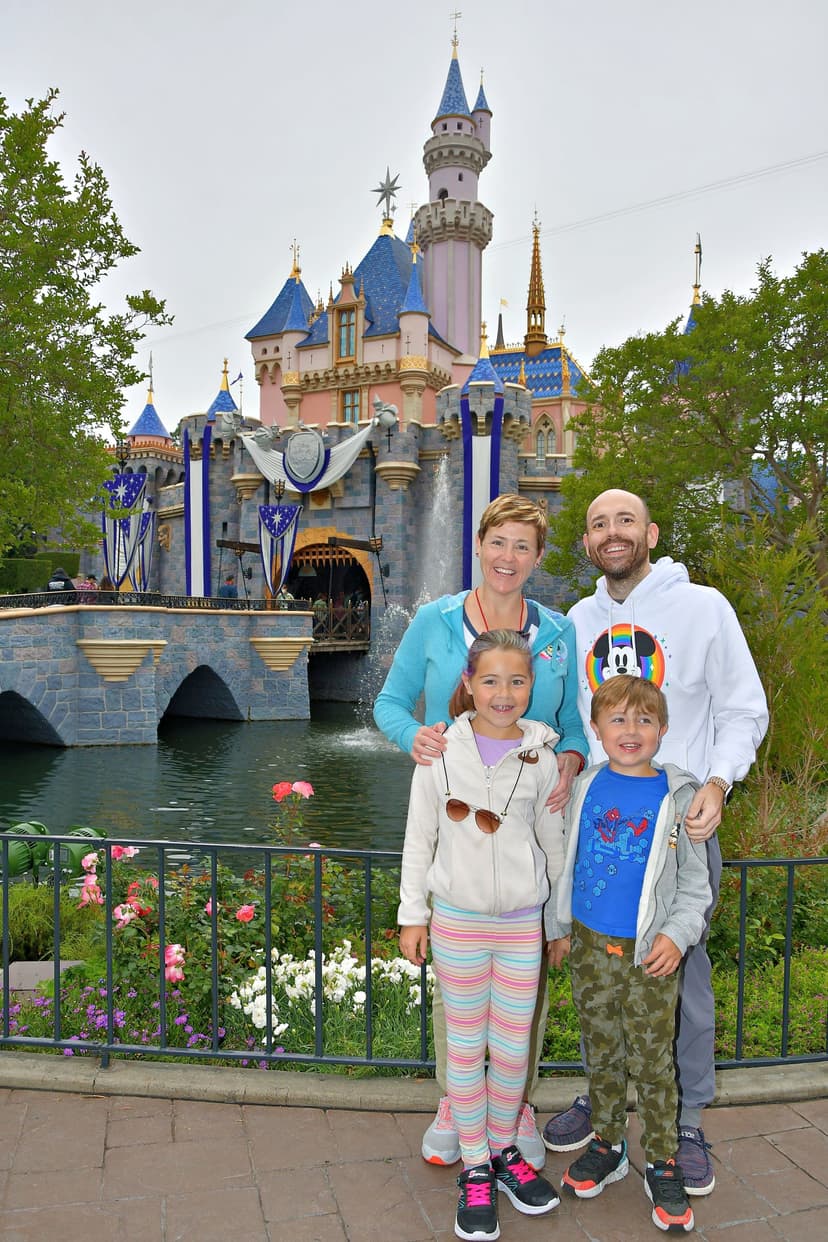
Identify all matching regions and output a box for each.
[571,766,668,937]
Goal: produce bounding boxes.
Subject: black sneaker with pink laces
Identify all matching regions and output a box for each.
[492,1145,560,1215]
[455,1164,499,1241]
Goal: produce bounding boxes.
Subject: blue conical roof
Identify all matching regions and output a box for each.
[400,258,429,316]
[434,53,471,121]
[245,274,314,340]
[473,82,491,113]
[462,352,504,395]
[129,395,170,439]
[206,367,238,421]
[284,281,311,332]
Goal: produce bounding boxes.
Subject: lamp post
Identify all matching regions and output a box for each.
[114,438,130,473]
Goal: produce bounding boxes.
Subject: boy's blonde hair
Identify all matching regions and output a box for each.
[590,674,669,728]
[478,494,548,555]
[448,629,533,718]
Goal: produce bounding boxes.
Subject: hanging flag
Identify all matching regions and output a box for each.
[184,426,213,597]
[101,473,147,588]
[133,508,156,591]
[258,504,302,595]
[231,371,244,385]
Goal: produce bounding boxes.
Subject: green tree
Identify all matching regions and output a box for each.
[546,250,828,593]
[0,90,171,556]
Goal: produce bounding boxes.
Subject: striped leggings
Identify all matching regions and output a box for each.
[430,901,542,1168]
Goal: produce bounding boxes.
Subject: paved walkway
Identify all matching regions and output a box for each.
[0,1058,826,1240]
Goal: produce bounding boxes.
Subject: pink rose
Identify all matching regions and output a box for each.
[235,904,255,924]
[291,780,314,799]
[204,899,213,916]
[113,903,137,930]
[81,852,99,872]
[272,781,293,802]
[111,845,139,861]
[164,944,186,982]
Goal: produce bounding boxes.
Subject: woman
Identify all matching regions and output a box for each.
[374,493,588,1172]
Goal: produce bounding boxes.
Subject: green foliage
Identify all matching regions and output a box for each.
[0,883,103,960]
[547,249,828,593]
[702,517,828,782]
[0,90,172,556]
[714,948,828,1060]
[709,860,828,972]
[0,552,81,594]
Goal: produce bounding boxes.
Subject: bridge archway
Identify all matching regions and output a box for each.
[161,666,244,723]
[0,690,64,747]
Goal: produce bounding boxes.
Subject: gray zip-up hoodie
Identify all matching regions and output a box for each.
[544,762,711,966]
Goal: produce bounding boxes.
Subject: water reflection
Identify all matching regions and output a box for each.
[0,704,413,852]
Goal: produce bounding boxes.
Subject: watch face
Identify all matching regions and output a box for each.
[284,429,325,482]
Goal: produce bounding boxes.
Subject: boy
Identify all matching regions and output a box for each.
[547,674,711,1234]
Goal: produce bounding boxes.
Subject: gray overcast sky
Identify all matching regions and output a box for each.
[4,0,827,432]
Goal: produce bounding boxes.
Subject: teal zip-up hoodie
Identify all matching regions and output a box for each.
[373,591,588,761]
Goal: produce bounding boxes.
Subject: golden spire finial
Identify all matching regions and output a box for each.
[220,358,230,391]
[147,350,154,405]
[290,238,301,281]
[479,322,489,359]
[451,9,461,55]
[692,233,702,306]
[518,357,526,386]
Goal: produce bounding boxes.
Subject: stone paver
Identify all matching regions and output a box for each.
[0,1088,825,1239]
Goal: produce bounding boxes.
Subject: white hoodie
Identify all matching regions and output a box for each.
[567,557,768,786]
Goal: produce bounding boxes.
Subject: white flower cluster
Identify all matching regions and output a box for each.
[229,939,433,1044]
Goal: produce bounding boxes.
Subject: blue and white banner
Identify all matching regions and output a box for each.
[184,426,212,597]
[133,509,156,591]
[101,473,147,588]
[258,504,301,595]
[461,392,505,589]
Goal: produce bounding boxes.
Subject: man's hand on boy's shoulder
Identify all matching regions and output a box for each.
[642,933,682,977]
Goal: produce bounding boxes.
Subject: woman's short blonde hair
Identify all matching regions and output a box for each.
[477,494,548,555]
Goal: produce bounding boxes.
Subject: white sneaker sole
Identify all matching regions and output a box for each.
[542,1128,595,1153]
[454,1217,500,1240]
[497,1181,559,1216]
[644,1175,695,1231]
[423,1143,461,1166]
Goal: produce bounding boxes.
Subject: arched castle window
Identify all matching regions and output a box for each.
[535,432,544,461]
[438,188,448,203]
[534,414,556,459]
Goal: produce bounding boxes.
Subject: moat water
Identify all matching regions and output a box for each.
[0,704,413,855]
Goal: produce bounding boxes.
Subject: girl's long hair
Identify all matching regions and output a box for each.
[448,628,533,719]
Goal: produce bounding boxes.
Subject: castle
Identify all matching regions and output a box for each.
[96,37,594,701]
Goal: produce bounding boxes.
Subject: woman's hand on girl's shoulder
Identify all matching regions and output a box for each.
[412,722,448,766]
[399,925,429,966]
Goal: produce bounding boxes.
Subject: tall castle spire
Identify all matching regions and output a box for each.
[414,38,494,360]
[524,215,548,357]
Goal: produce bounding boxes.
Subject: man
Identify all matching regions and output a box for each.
[218,574,238,599]
[543,489,768,1197]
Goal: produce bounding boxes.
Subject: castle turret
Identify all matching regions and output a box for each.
[414,37,493,361]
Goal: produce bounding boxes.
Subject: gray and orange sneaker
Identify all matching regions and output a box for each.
[645,1159,695,1232]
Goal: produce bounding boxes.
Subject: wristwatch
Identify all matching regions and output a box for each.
[707,775,732,801]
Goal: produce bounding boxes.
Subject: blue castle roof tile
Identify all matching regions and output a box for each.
[129,401,170,439]
[462,354,504,395]
[207,386,238,419]
[435,56,471,121]
[473,82,491,113]
[400,258,429,316]
[246,276,314,340]
[488,345,587,400]
[353,232,420,337]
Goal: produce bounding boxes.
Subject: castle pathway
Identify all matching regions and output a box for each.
[0,1058,826,1240]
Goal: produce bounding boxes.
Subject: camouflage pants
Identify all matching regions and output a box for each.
[570,920,679,1163]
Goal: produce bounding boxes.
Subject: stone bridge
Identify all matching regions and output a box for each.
[0,601,314,746]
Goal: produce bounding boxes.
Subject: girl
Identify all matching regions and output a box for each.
[398,630,565,1241]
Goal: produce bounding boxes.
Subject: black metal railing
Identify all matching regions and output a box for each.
[1,836,825,1072]
[0,591,310,612]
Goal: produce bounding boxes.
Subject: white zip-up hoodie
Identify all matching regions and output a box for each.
[568,557,768,785]
[398,713,564,925]
[545,762,712,966]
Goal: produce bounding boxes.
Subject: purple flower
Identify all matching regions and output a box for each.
[63,1048,74,1056]
[174,1015,188,1026]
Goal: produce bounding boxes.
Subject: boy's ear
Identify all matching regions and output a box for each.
[659,723,668,740]
[589,719,601,741]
